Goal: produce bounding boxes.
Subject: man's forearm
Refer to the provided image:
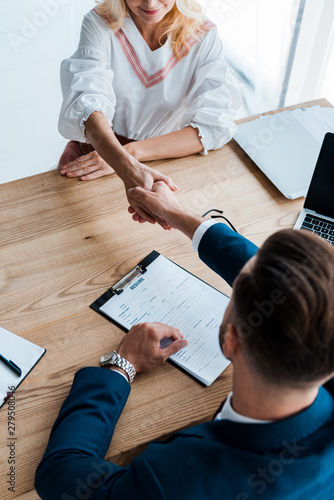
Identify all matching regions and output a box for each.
[198,224,259,287]
[172,212,259,286]
[35,368,130,499]
[125,127,204,162]
[169,209,204,240]
[127,182,258,285]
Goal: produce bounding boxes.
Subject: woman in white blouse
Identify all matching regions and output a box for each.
[58,0,240,225]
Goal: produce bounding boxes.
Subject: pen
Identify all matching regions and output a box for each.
[0,354,22,377]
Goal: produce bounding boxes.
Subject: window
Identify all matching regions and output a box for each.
[203,0,334,116]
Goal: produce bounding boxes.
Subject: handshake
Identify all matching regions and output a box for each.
[127,181,202,238]
[117,181,203,374]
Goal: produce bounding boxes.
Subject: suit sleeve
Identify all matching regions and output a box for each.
[35,368,193,500]
[198,223,258,287]
[35,368,131,499]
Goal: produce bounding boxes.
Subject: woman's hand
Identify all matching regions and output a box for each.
[58,119,178,228]
[122,161,178,229]
[60,151,115,180]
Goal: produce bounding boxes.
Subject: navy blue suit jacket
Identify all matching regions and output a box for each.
[35,224,334,499]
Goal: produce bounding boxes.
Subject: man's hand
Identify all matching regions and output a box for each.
[128,181,184,227]
[116,322,188,373]
[128,182,204,239]
[59,146,177,228]
[122,165,178,230]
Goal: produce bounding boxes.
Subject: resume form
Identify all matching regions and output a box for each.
[99,254,230,386]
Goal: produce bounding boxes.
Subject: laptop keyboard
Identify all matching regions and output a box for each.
[301,214,334,245]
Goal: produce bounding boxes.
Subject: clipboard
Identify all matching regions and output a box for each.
[90,251,158,322]
[90,251,231,386]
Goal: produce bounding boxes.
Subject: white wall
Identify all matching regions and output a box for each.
[0,0,95,184]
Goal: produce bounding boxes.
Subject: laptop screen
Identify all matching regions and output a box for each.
[305,132,334,218]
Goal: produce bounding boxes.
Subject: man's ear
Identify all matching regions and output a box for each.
[222,324,240,361]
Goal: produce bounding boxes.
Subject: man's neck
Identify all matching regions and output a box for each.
[231,365,319,422]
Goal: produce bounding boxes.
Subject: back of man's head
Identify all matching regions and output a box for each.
[232,229,334,386]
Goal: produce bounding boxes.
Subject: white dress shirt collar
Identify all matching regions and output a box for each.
[215,392,272,424]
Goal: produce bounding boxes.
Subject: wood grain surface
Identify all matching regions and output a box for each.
[0,99,331,499]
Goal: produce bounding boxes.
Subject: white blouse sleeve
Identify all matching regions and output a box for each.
[180,26,241,154]
[58,11,116,143]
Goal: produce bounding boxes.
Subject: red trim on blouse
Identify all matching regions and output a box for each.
[92,8,214,88]
[115,20,215,88]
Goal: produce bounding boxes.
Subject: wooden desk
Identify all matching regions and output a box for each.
[0,98,331,498]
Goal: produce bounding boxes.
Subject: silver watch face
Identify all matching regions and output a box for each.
[100,351,115,364]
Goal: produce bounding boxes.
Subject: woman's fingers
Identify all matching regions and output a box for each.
[60,158,97,177]
[60,152,115,180]
[81,169,108,181]
[60,152,96,173]
[157,173,178,192]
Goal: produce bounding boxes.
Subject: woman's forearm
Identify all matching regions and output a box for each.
[124,127,204,162]
[84,111,177,227]
[84,111,136,181]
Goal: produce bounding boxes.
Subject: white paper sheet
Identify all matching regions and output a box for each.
[100,255,230,386]
[0,326,46,407]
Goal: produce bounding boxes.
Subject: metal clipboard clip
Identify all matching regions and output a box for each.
[112,265,146,295]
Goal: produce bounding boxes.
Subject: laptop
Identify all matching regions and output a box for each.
[234,107,334,199]
[294,132,334,246]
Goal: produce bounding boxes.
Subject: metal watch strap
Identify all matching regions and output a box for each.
[99,350,136,383]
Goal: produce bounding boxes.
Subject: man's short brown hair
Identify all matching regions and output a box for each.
[233,229,334,385]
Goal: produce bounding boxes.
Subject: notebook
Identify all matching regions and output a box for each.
[294,132,334,245]
[91,251,231,386]
[0,326,46,408]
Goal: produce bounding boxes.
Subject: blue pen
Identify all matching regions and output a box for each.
[0,354,22,377]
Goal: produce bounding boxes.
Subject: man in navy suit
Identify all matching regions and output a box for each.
[35,182,334,500]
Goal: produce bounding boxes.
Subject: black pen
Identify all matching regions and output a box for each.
[0,354,22,377]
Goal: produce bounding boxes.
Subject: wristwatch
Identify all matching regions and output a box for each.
[99,350,136,383]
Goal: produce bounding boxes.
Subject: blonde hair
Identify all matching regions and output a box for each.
[96,0,206,58]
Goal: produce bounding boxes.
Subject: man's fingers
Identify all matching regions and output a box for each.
[128,196,165,226]
[128,194,170,229]
[127,185,172,229]
[149,323,183,340]
[117,322,187,372]
[131,204,156,224]
[131,212,147,223]
[128,205,155,225]
[164,338,188,358]
[134,215,149,224]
